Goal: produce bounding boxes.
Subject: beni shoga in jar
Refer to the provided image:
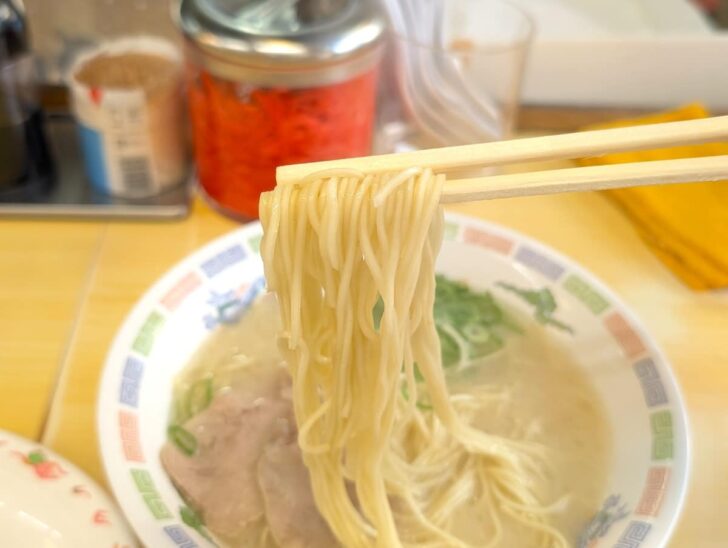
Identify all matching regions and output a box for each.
[176,0,385,219]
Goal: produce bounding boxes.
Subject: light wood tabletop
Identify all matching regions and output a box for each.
[1,179,726,546]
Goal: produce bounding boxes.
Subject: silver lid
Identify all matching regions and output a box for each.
[177,0,385,69]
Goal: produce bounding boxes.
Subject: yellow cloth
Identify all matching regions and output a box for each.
[578,104,728,290]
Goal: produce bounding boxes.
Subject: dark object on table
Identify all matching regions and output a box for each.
[0,0,27,57]
[691,0,728,28]
[0,0,54,192]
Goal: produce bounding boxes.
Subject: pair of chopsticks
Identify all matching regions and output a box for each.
[275,116,728,204]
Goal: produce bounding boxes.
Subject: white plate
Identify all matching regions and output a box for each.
[97,214,689,548]
[0,429,136,547]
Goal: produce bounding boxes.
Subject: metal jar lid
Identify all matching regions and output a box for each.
[176,0,385,86]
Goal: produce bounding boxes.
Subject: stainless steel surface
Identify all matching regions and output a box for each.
[0,115,191,219]
[177,0,385,70]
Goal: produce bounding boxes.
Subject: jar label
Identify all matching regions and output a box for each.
[75,89,157,197]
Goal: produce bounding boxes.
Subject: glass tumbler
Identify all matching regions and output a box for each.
[376,0,533,153]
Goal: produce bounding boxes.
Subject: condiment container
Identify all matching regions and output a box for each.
[68,37,188,198]
[176,0,385,219]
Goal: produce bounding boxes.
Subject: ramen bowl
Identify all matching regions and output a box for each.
[97,214,689,548]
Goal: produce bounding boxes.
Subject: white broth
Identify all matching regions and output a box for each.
[168,293,611,547]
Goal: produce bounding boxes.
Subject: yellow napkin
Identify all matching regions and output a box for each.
[577,104,728,290]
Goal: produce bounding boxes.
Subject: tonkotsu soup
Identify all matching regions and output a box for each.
[162,280,611,547]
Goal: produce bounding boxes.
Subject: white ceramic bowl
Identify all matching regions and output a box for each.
[98,214,689,548]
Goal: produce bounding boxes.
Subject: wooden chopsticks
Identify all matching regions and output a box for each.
[439,155,728,203]
[276,116,728,202]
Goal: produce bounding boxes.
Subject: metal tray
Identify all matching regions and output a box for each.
[0,114,191,220]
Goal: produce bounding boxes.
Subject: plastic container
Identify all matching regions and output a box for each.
[68,37,188,198]
[176,0,385,219]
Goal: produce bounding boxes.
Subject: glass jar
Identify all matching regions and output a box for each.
[176,0,385,219]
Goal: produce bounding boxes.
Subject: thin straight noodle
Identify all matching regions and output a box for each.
[325,178,340,269]
[335,177,364,424]
[289,185,310,344]
[306,177,324,233]
[359,195,384,286]
[481,472,504,548]
[277,184,295,299]
[259,169,570,548]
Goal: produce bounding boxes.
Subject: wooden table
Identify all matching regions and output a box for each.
[1,184,726,546]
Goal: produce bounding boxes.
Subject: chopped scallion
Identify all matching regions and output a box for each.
[168,425,198,457]
[185,378,213,418]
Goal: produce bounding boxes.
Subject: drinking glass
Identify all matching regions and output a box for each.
[375,0,534,153]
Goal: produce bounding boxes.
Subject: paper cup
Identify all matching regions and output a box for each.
[68,37,188,198]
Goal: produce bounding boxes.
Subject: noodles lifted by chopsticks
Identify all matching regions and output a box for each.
[259,168,568,547]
